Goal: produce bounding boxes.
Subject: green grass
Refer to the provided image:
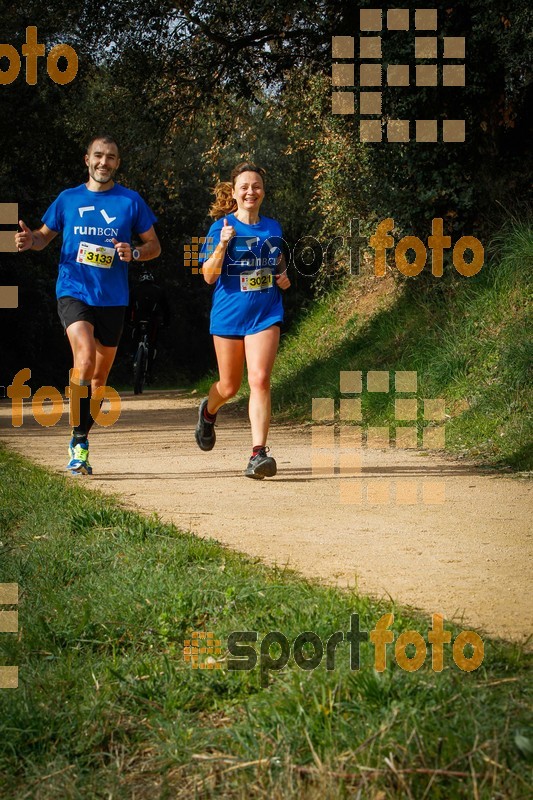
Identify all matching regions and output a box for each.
[272,220,532,470]
[0,447,531,798]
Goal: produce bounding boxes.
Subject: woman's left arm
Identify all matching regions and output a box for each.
[275,254,291,290]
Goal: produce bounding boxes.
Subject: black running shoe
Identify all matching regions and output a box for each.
[195,398,216,451]
[244,447,277,479]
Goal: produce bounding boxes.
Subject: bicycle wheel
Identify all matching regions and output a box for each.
[133,343,146,394]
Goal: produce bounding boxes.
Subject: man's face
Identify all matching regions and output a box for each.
[85,140,120,186]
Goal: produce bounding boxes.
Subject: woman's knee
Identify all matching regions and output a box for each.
[248,370,271,393]
[217,379,240,400]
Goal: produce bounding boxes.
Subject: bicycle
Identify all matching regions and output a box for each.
[133,319,151,394]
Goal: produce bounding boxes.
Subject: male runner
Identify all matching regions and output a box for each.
[15,134,161,474]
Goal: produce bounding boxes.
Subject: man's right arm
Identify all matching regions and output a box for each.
[15,221,57,252]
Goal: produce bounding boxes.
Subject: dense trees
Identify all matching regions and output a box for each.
[1,0,530,388]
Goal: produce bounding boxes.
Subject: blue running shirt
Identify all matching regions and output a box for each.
[43,183,157,306]
[200,214,285,336]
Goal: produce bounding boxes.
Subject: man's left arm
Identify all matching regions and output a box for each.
[136,226,161,261]
[112,226,161,263]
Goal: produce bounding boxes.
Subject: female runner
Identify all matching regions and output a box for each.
[195,162,290,478]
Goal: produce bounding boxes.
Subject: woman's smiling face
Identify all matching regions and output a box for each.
[232,171,265,212]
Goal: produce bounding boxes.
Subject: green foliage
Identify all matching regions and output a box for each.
[276,69,370,291]
[1,0,530,390]
[269,218,533,469]
[357,0,532,234]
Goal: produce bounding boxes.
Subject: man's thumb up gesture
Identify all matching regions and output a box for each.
[15,220,34,252]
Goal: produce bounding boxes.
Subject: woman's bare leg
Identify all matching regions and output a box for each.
[208,336,246,413]
[244,325,280,446]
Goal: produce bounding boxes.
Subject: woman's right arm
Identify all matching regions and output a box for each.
[202,240,229,284]
[201,218,235,284]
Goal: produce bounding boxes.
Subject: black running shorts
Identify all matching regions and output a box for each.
[57,297,126,347]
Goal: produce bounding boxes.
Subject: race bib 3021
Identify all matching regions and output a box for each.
[240,268,273,292]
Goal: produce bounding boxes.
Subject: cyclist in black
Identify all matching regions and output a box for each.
[128,270,170,382]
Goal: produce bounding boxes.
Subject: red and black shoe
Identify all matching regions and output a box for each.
[244,447,277,479]
[195,398,216,451]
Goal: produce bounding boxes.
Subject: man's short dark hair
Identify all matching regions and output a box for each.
[86,134,120,156]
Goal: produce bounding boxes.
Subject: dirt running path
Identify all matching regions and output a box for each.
[1,391,531,644]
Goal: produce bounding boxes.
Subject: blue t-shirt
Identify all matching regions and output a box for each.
[43,183,157,306]
[200,213,285,336]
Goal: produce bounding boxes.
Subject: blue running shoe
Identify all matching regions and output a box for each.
[66,439,93,475]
